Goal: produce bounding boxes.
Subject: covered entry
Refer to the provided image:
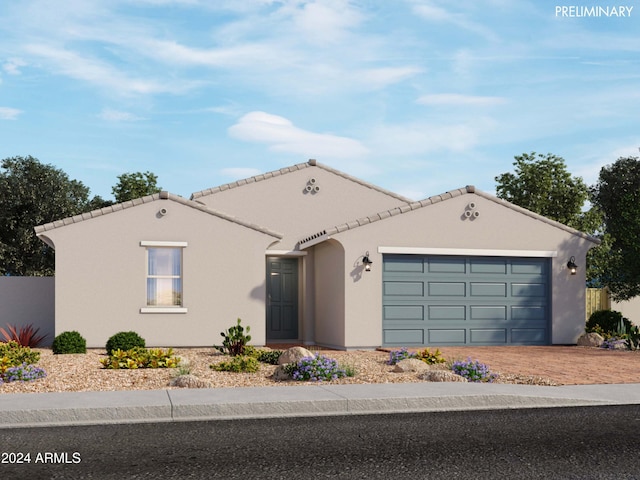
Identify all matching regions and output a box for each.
[382,254,550,346]
[266,257,299,340]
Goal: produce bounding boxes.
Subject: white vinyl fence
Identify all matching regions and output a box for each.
[0,277,55,346]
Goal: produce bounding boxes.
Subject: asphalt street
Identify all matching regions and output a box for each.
[2,405,640,479]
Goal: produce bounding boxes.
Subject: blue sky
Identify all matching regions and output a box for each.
[1,0,638,202]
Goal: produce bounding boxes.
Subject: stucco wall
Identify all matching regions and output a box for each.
[195,164,408,250]
[38,199,277,348]
[324,193,595,348]
[611,298,640,325]
[0,277,55,346]
[313,240,345,348]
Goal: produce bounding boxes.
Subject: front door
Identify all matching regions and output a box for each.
[266,257,299,340]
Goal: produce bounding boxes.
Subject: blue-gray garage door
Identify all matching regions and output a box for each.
[382,255,549,346]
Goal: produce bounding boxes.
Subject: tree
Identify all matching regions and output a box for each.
[590,156,640,300]
[495,152,591,229]
[0,156,92,276]
[495,152,606,285]
[112,171,161,203]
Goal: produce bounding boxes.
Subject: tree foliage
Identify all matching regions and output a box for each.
[495,152,607,285]
[590,156,640,300]
[0,156,92,276]
[495,152,592,230]
[112,171,161,203]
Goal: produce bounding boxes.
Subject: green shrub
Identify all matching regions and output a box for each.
[210,355,259,373]
[100,347,180,369]
[415,348,446,365]
[0,341,40,375]
[105,331,146,354]
[52,331,87,354]
[215,318,251,356]
[256,349,283,365]
[586,310,632,337]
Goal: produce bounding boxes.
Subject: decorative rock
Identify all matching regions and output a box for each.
[169,374,211,389]
[277,346,315,365]
[421,370,468,382]
[576,332,604,347]
[272,365,291,381]
[392,358,430,373]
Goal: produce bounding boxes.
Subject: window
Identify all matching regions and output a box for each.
[140,241,187,313]
[147,248,182,306]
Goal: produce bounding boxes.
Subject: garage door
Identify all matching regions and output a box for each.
[382,255,549,346]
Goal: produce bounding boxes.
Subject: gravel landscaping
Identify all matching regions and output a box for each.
[0,347,561,394]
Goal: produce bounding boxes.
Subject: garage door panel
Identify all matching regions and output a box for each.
[511,261,545,275]
[511,328,546,343]
[383,255,549,346]
[511,283,545,297]
[428,305,466,320]
[470,282,507,297]
[470,329,507,344]
[384,256,424,272]
[428,258,466,273]
[428,282,466,296]
[385,329,424,344]
[470,259,507,274]
[384,281,424,296]
[470,305,507,320]
[384,305,424,321]
[428,329,466,344]
[512,305,546,320]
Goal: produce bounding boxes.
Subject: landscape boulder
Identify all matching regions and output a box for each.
[576,332,604,347]
[169,374,211,389]
[392,358,430,373]
[421,370,468,382]
[278,346,315,365]
[272,365,291,381]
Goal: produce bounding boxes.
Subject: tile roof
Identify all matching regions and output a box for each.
[34,192,283,239]
[190,159,413,203]
[298,186,600,249]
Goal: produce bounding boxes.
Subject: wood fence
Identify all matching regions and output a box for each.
[586,287,610,320]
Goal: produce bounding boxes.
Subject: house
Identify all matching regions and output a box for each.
[35,159,599,349]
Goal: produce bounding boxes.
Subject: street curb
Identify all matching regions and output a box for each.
[4,382,639,428]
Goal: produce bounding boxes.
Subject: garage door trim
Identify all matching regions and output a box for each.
[378,246,557,258]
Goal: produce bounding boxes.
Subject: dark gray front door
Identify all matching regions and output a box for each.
[267,257,299,340]
[382,255,550,346]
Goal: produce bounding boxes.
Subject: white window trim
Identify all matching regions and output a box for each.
[140,241,188,247]
[141,242,188,313]
[377,247,557,258]
[140,307,188,314]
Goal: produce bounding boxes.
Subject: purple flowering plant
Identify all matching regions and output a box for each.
[601,337,627,350]
[0,362,47,384]
[386,348,416,365]
[451,357,498,383]
[285,354,347,382]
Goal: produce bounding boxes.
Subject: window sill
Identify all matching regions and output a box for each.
[140,307,188,314]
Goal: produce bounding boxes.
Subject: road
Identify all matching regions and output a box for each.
[1,405,640,479]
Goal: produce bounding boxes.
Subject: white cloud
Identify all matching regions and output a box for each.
[2,58,26,75]
[99,108,142,122]
[219,167,263,180]
[229,111,369,159]
[417,93,507,107]
[0,107,22,120]
[23,44,195,96]
[412,2,499,42]
[289,0,365,45]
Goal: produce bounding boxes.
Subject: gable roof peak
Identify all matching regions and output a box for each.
[190,159,413,203]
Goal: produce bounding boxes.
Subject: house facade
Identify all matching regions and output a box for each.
[35,160,598,349]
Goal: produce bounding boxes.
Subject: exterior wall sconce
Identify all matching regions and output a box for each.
[362,252,373,272]
[567,256,578,275]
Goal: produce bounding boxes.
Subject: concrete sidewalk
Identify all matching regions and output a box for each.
[2,382,640,429]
